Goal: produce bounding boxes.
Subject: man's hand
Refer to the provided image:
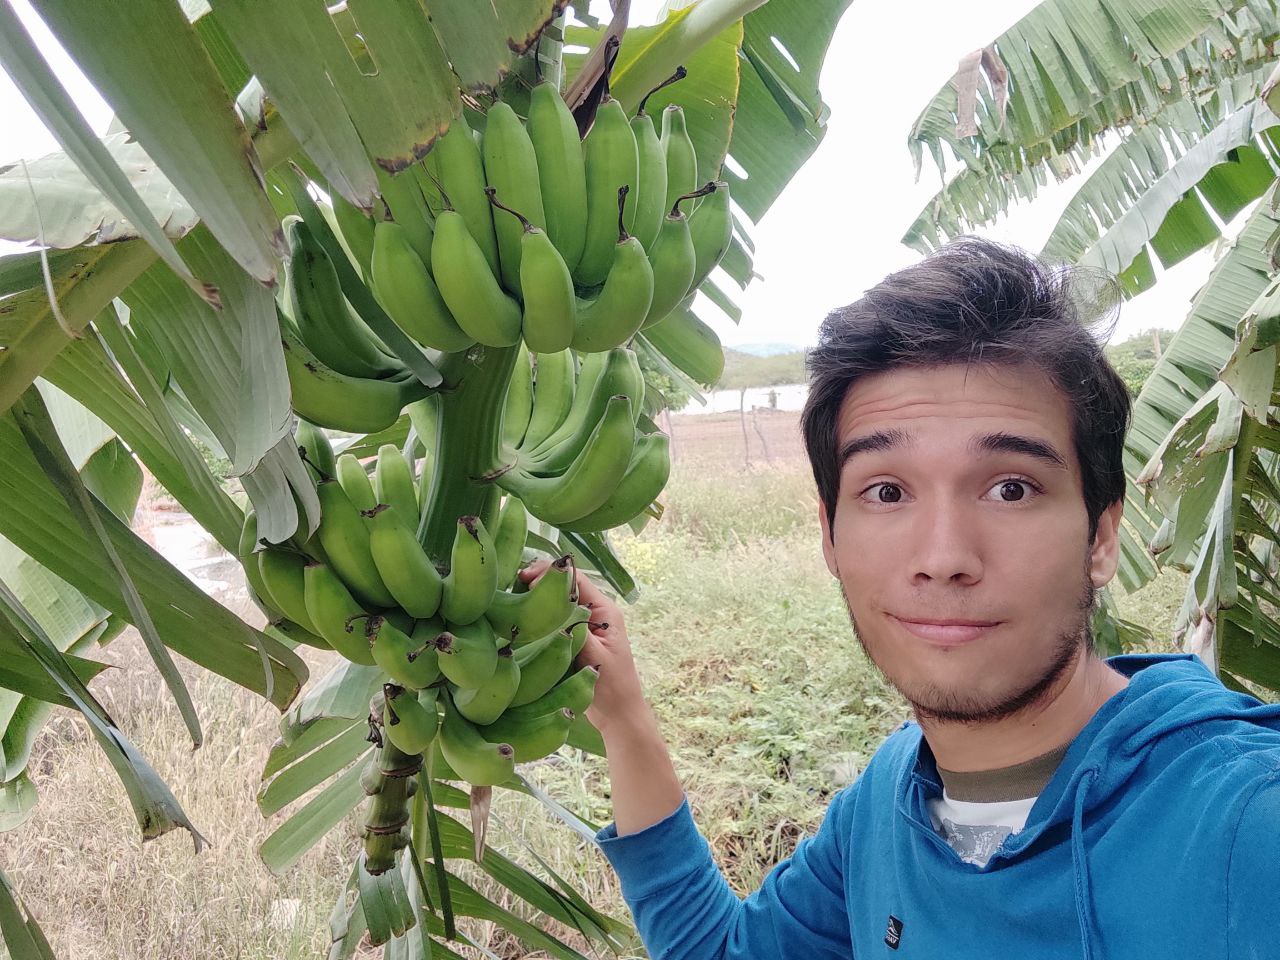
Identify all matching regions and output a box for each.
[517,556,684,835]
[517,557,648,740]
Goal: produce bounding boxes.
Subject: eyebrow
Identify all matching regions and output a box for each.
[838,428,1068,471]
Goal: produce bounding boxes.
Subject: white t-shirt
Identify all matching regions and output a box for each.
[923,739,1070,868]
[926,792,1037,867]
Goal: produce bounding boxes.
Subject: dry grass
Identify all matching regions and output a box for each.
[0,451,1194,959]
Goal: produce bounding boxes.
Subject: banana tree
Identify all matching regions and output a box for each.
[0,0,852,954]
[901,0,1280,697]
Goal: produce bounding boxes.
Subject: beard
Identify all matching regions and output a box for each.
[840,556,1097,727]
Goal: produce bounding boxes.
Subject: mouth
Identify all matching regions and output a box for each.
[889,614,1000,647]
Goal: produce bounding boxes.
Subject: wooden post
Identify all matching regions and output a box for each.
[739,387,750,468]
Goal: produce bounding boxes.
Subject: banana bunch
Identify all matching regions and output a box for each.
[277,216,430,435]
[498,343,672,531]
[242,421,604,799]
[320,73,733,364]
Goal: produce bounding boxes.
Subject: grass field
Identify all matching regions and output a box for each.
[0,454,1194,959]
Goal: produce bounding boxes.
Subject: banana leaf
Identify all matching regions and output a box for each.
[904,0,1279,249]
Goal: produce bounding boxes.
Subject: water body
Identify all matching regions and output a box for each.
[676,382,809,415]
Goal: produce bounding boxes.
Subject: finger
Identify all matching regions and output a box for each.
[570,566,621,619]
[574,629,609,671]
[516,558,554,586]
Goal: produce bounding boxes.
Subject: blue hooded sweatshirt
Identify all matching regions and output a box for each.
[595,653,1280,958]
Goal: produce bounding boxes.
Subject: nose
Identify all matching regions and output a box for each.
[910,496,983,586]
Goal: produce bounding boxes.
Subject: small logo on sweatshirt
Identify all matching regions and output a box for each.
[884,914,904,949]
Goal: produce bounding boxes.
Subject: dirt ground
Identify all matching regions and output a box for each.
[662,408,807,472]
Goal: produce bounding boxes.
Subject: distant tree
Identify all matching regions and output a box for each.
[1105,328,1175,398]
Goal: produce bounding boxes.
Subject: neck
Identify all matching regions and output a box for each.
[918,650,1130,773]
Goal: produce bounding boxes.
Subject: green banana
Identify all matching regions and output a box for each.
[486,188,577,354]
[257,547,321,635]
[369,614,442,690]
[500,395,637,525]
[369,220,475,353]
[294,418,335,482]
[559,429,671,532]
[523,349,609,458]
[501,663,599,723]
[661,104,698,215]
[281,318,427,434]
[484,554,578,647]
[453,647,520,725]
[502,342,534,453]
[478,706,574,763]
[491,495,528,591]
[374,165,435,265]
[508,627,575,706]
[430,204,522,347]
[381,684,439,755]
[364,503,444,619]
[568,618,590,660]
[577,97,638,287]
[688,180,733,292]
[315,478,397,608]
[422,115,500,277]
[285,217,400,379]
[329,190,377,278]
[481,101,547,295]
[434,616,500,689]
[526,81,588,272]
[521,350,576,452]
[641,307,725,387]
[571,187,654,352]
[630,66,687,251]
[406,617,445,683]
[438,692,516,786]
[439,516,498,625]
[374,444,418,529]
[336,452,377,512]
[567,711,606,756]
[302,560,377,665]
[522,347,644,474]
[643,184,716,330]
[631,111,667,253]
[238,509,278,617]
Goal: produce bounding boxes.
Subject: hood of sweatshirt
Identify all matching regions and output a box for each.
[891,652,1280,959]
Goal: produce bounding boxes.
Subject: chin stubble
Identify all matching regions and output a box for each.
[839,561,1097,726]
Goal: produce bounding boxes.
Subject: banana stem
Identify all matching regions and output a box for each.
[670,180,720,218]
[296,445,334,482]
[485,187,535,234]
[616,185,632,243]
[637,64,687,117]
[419,343,521,560]
[423,168,454,212]
[361,711,421,875]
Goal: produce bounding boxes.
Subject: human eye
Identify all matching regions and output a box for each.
[858,481,908,506]
[984,476,1044,503]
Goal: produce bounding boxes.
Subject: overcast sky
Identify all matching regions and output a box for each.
[0,0,1235,351]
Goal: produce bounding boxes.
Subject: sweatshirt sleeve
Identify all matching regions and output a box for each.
[594,784,855,960]
[1226,775,1280,960]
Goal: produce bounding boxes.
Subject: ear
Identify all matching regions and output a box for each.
[818,499,839,578]
[1088,500,1124,589]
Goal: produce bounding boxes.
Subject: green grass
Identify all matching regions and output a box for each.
[0,463,1194,959]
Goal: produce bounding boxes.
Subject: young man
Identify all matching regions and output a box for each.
[519,238,1280,958]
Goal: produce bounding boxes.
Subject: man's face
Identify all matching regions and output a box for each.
[818,361,1123,725]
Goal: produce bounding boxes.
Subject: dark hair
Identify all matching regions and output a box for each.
[801,236,1131,547]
